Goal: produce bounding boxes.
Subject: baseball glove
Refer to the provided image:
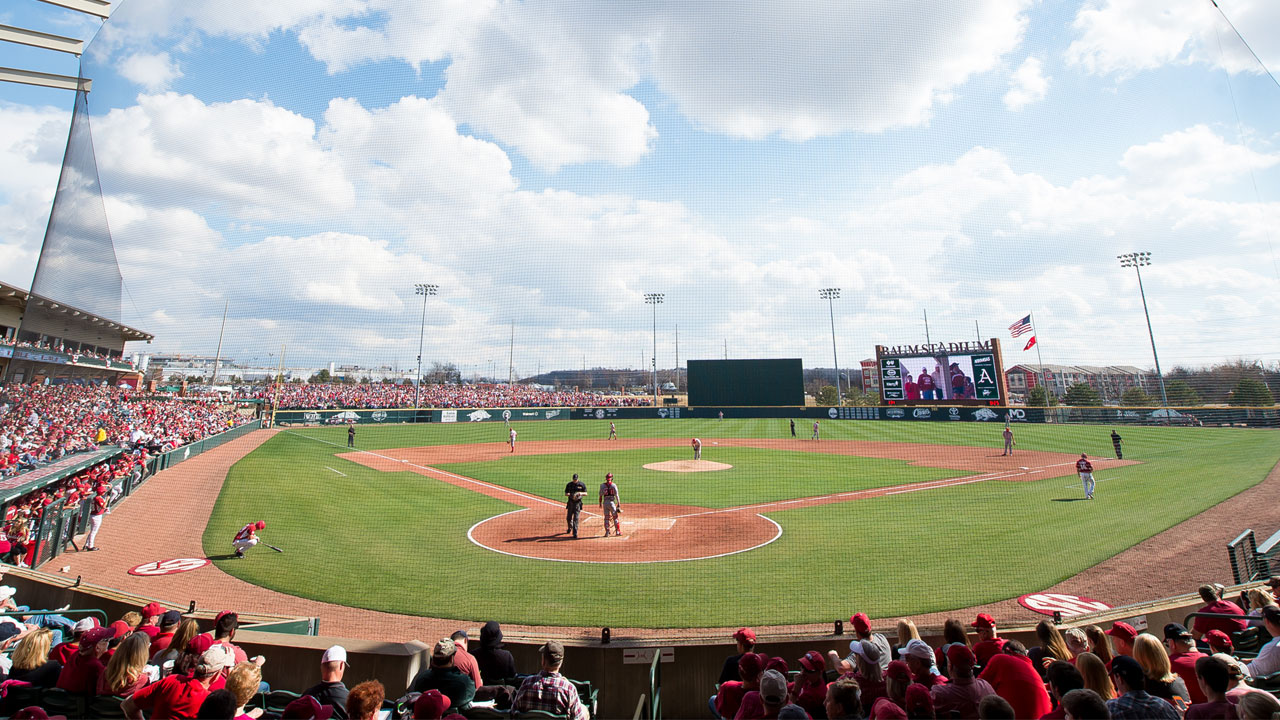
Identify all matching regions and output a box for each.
[571,492,585,501]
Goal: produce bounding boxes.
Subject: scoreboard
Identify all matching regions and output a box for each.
[876,339,1008,406]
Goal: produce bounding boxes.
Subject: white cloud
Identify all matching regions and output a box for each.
[0,103,71,286]
[1066,0,1280,75]
[117,52,183,92]
[1003,57,1049,110]
[91,93,355,221]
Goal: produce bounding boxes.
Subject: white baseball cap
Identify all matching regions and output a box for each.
[321,645,348,665]
[0,586,16,601]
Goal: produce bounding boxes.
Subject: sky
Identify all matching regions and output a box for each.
[1,0,1278,378]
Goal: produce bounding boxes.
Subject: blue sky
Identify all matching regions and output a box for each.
[1,0,1278,376]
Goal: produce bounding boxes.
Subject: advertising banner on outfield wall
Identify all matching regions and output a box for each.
[877,406,1045,423]
[434,408,568,422]
[274,409,430,425]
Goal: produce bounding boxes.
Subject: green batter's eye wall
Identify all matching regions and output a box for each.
[687,359,804,407]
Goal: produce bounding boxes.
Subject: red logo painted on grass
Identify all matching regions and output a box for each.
[1018,593,1112,617]
[128,558,211,576]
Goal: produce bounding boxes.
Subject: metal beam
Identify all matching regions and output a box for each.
[0,66,90,92]
[0,24,84,55]
[35,0,111,19]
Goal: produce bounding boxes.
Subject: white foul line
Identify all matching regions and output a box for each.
[324,466,347,476]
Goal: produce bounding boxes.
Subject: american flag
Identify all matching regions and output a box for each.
[1009,315,1034,338]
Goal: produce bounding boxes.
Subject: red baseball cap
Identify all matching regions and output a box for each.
[83,626,115,645]
[1106,622,1137,642]
[765,656,789,674]
[282,696,334,720]
[255,521,266,530]
[970,613,996,629]
[412,690,450,720]
[947,644,977,669]
[214,610,237,625]
[109,621,131,638]
[885,659,911,682]
[141,602,163,618]
[733,628,756,643]
[850,612,872,635]
[905,684,934,717]
[187,635,215,654]
[798,650,824,672]
[738,652,765,678]
[1204,630,1233,649]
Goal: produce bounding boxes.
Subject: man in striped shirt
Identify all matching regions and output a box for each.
[512,641,588,720]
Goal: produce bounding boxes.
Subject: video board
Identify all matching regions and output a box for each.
[877,339,1007,406]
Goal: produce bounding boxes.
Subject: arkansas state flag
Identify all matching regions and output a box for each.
[1023,336,1037,351]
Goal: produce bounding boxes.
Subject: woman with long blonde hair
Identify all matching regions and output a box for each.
[1132,633,1189,709]
[895,619,920,657]
[98,631,152,697]
[1029,620,1073,677]
[1075,652,1115,700]
[9,628,61,687]
[152,618,199,676]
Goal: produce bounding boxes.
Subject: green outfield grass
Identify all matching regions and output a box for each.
[204,419,1280,627]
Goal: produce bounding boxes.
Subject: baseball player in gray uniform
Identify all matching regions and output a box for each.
[598,473,622,537]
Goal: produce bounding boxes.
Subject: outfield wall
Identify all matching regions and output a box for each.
[271,404,1279,427]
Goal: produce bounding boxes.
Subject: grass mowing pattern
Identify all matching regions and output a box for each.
[204,419,1280,627]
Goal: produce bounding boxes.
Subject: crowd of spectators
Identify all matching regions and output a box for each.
[0,384,248,566]
[0,595,587,720]
[710,582,1280,720]
[257,383,653,410]
[6,339,133,368]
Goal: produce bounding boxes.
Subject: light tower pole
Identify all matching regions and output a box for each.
[820,288,842,405]
[644,293,664,407]
[413,283,438,408]
[1117,253,1167,407]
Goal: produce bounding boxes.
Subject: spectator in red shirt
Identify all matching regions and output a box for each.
[969,614,1006,669]
[734,668,787,720]
[51,618,94,665]
[714,652,763,719]
[1193,584,1247,640]
[978,641,1053,720]
[148,610,182,658]
[449,630,483,692]
[56,625,114,694]
[1164,622,1208,704]
[903,683,933,720]
[134,603,163,640]
[898,639,947,688]
[1203,630,1233,656]
[97,631,152,697]
[122,644,233,720]
[931,645,995,719]
[283,695,336,720]
[789,651,828,717]
[1106,622,1138,661]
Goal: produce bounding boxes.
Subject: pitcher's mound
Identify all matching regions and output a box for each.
[643,460,733,472]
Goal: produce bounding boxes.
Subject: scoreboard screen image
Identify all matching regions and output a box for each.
[877,340,1007,405]
[687,359,804,406]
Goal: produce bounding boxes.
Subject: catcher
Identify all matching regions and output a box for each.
[564,473,587,539]
[598,472,622,537]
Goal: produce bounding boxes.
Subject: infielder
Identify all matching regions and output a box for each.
[233,521,265,558]
[608,422,617,440]
[1002,427,1015,456]
[564,473,587,539]
[84,491,108,551]
[692,437,702,460]
[811,420,820,440]
[598,473,622,537]
[508,428,517,453]
[1111,429,1123,460]
[1076,454,1095,500]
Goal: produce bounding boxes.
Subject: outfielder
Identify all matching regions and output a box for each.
[692,437,702,460]
[508,428,517,453]
[812,420,820,440]
[1111,429,1123,459]
[598,473,622,537]
[1002,427,1015,456]
[564,473,587,539]
[233,521,265,558]
[608,422,617,440]
[1077,454,1095,500]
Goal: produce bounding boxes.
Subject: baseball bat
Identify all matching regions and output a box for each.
[263,543,284,553]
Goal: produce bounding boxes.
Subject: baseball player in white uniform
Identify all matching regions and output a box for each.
[692,437,702,460]
[608,422,617,440]
[1077,454,1095,500]
[508,428,517,453]
[598,473,622,537]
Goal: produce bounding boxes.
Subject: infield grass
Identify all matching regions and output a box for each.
[204,419,1280,627]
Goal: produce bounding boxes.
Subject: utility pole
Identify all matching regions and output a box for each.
[508,322,514,388]
[210,299,228,387]
[820,288,842,405]
[674,324,679,392]
[412,283,437,408]
[644,293,664,407]
[1118,252,1168,406]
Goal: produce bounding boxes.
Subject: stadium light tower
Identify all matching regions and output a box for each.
[1117,253,1168,407]
[413,283,438,409]
[819,288,842,406]
[644,293,664,407]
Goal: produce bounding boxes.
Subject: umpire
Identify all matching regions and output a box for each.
[1111,429,1123,459]
[564,473,587,539]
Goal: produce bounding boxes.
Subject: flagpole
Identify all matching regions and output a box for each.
[1030,311,1048,397]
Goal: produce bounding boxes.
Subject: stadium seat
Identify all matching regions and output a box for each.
[1232,626,1268,656]
[87,694,128,718]
[462,706,510,719]
[1248,670,1280,694]
[2,684,43,715]
[263,689,302,715]
[567,678,598,719]
[41,687,85,719]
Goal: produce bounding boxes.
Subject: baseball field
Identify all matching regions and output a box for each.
[202,419,1280,628]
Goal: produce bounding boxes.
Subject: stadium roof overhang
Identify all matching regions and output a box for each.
[0,280,153,342]
[0,0,109,92]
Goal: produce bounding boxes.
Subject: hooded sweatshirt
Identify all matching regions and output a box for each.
[474,621,517,685]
